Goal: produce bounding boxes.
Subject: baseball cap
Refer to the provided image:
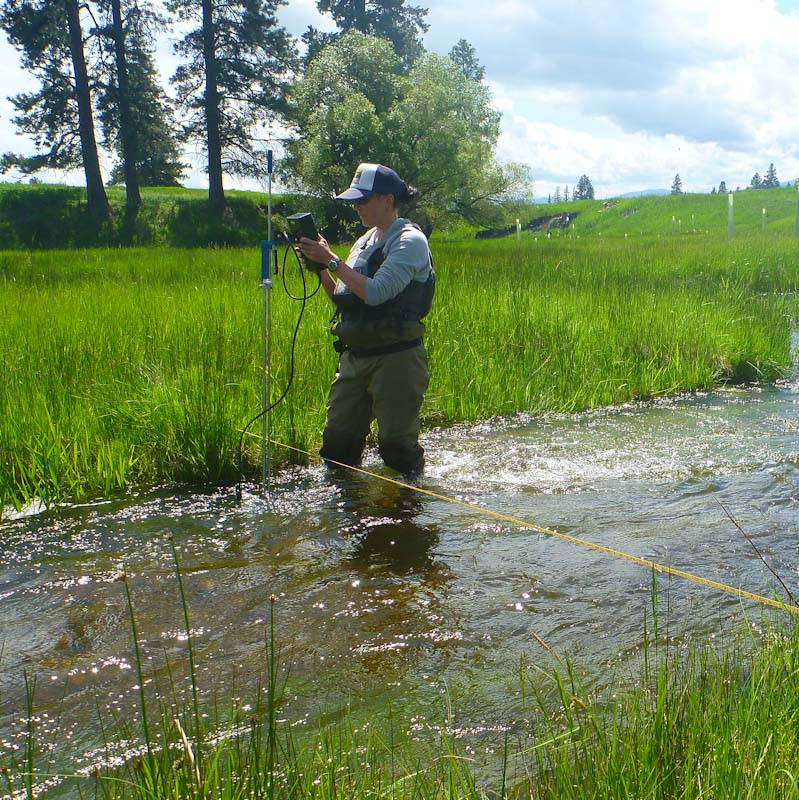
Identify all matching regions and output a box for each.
[335,163,405,201]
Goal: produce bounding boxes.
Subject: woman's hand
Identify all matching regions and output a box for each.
[297,235,334,266]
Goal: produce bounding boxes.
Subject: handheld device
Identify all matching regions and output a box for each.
[286,212,318,243]
[285,212,322,271]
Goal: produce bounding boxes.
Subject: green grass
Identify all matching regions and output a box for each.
[427,235,797,419]
[519,617,799,799]
[2,229,798,513]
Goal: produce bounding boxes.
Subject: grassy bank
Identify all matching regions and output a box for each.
[2,232,798,513]
[537,184,799,239]
[0,183,333,249]
[0,182,797,248]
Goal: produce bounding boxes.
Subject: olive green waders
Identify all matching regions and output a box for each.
[320,345,429,475]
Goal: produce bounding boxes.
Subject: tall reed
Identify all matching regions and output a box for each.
[525,618,799,798]
[2,233,797,512]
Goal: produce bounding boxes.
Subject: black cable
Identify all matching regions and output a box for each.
[235,235,323,500]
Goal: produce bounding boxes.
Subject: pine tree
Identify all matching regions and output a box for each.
[168,0,296,213]
[96,0,184,192]
[750,172,763,190]
[305,0,428,67]
[0,0,110,217]
[65,0,109,216]
[671,173,683,195]
[718,180,727,194]
[763,163,779,188]
[104,0,140,209]
[574,174,594,200]
[448,39,484,82]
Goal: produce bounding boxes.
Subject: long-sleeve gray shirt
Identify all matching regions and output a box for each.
[342,217,431,306]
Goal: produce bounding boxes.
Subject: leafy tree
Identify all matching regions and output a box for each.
[167,0,296,213]
[305,0,428,67]
[749,172,762,190]
[717,180,727,194]
[448,38,484,82]
[285,32,400,200]
[0,0,110,217]
[96,0,184,200]
[284,31,528,233]
[762,162,779,188]
[671,173,683,195]
[574,174,594,200]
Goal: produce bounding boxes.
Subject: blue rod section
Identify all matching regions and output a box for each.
[261,239,272,283]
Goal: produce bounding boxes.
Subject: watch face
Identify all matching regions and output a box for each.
[329,258,340,271]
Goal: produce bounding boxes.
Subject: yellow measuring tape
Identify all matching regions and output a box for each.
[268,439,799,616]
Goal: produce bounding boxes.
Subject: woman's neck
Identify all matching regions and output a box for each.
[375,213,399,237]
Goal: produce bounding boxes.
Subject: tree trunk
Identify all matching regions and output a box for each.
[354,0,367,30]
[110,0,141,212]
[64,0,110,218]
[202,0,225,214]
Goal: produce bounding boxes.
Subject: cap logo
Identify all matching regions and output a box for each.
[351,163,378,191]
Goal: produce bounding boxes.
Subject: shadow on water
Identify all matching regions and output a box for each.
[333,475,441,575]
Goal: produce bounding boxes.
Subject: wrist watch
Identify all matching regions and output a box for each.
[327,257,343,272]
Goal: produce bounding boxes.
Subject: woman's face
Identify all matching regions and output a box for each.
[353,193,396,230]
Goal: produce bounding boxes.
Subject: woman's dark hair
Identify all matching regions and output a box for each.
[393,182,418,206]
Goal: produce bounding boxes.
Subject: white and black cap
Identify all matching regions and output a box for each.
[335,163,405,201]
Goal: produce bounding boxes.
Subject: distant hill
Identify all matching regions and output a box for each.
[498,185,799,240]
[617,189,670,199]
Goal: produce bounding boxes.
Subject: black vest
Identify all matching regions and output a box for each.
[330,227,435,349]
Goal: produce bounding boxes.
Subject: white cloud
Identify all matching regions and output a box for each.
[424,0,799,195]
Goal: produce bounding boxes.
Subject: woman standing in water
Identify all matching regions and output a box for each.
[298,163,435,477]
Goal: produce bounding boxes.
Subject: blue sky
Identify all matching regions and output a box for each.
[1,0,798,198]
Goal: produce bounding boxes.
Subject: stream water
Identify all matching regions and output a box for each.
[2,371,799,793]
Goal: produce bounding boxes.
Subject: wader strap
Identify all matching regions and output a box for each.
[334,338,422,358]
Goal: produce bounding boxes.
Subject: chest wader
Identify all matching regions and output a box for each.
[320,234,435,475]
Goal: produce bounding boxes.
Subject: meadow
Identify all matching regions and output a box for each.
[2,222,798,513]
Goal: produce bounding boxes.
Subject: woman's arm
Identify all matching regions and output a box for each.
[298,236,367,301]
